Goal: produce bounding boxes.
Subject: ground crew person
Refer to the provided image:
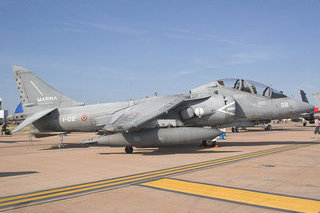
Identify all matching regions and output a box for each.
[312,116,320,139]
[1,122,7,136]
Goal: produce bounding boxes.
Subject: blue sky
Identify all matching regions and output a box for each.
[0,0,320,112]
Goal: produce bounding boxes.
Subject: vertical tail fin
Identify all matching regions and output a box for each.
[13,66,83,113]
[313,93,320,106]
[300,90,309,103]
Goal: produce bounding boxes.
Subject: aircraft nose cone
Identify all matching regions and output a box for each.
[304,103,314,113]
[295,101,314,114]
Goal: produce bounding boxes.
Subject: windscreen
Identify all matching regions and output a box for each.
[218,79,287,99]
[217,78,239,89]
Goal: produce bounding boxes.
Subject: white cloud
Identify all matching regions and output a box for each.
[162,27,243,45]
[54,28,86,33]
[78,21,147,35]
[227,53,270,64]
[168,69,198,78]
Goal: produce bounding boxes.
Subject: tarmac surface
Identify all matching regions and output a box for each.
[0,124,320,212]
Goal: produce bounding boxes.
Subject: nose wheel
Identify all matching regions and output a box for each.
[231,127,239,133]
[265,124,272,131]
[201,140,208,148]
[200,140,218,148]
[125,146,133,154]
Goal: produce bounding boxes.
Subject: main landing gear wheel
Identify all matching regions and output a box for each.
[125,146,133,154]
[303,122,307,127]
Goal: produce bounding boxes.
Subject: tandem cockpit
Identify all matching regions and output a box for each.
[191,78,287,99]
[217,78,287,99]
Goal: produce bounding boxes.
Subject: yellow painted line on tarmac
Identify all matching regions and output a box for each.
[0,143,309,209]
[142,178,320,213]
[0,144,302,203]
[0,144,306,205]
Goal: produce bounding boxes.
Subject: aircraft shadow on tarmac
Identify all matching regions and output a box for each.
[0,140,40,144]
[218,141,315,147]
[41,141,316,154]
[99,141,317,155]
[99,144,241,156]
[42,142,240,155]
[238,128,311,132]
[41,143,90,150]
[0,171,39,178]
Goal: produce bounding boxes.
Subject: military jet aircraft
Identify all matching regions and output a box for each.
[6,102,26,124]
[190,78,314,132]
[11,66,313,153]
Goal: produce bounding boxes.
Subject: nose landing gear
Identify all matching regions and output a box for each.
[125,146,133,154]
[200,139,218,148]
[231,127,239,133]
[264,124,272,131]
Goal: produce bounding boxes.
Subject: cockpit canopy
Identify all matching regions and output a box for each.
[217,78,287,99]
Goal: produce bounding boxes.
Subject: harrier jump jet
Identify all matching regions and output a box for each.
[11,67,313,153]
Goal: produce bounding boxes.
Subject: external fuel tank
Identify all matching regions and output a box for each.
[82,127,222,148]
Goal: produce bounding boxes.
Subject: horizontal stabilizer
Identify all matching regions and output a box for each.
[12,108,57,133]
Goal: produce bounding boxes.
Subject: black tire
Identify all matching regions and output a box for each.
[303,122,307,127]
[231,127,235,133]
[265,125,272,131]
[5,130,11,135]
[125,146,133,154]
[201,140,208,147]
[235,127,239,132]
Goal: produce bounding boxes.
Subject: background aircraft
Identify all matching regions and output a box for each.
[12,66,313,153]
[6,103,26,124]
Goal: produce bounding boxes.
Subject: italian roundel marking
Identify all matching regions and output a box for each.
[81,115,87,121]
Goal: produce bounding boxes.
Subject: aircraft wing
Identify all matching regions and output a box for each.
[104,95,186,132]
[12,108,57,133]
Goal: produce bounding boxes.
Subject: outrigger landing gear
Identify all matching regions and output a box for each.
[58,134,65,149]
[125,146,133,154]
